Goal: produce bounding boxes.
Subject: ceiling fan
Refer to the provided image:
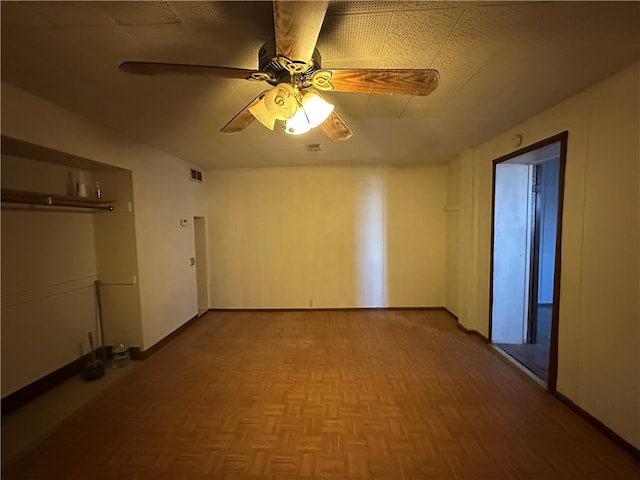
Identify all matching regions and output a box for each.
[119,1,439,141]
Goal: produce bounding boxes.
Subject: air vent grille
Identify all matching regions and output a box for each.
[306,144,322,152]
[190,169,203,182]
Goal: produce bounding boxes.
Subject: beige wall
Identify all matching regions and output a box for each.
[92,169,142,348]
[1,199,97,395]
[446,62,640,447]
[207,165,447,308]
[1,82,207,360]
[444,157,461,314]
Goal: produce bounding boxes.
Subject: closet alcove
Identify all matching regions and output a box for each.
[1,136,143,412]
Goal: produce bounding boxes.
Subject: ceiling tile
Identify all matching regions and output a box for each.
[120,24,221,64]
[1,29,52,72]
[121,21,269,68]
[1,28,84,73]
[327,1,396,15]
[21,2,115,27]
[378,7,462,69]
[0,2,49,28]
[322,91,369,120]
[95,1,180,26]
[393,1,459,11]
[169,1,274,37]
[169,1,229,24]
[226,80,270,105]
[317,13,391,66]
[365,95,410,119]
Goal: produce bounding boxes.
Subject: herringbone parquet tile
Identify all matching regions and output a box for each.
[3,310,639,479]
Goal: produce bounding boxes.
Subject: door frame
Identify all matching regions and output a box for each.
[488,131,568,392]
[527,163,542,344]
[193,216,209,316]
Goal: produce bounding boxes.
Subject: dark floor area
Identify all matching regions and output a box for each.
[497,304,551,381]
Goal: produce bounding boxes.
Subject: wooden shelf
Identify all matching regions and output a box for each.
[1,188,114,211]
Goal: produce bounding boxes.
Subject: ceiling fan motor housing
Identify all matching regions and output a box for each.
[258,40,322,87]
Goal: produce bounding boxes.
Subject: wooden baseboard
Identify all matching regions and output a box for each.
[2,313,202,414]
[208,306,446,312]
[130,313,201,360]
[552,391,640,462]
[455,321,490,343]
[1,346,107,416]
[442,307,459,320]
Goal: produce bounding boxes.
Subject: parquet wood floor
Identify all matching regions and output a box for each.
[4,310,639,479]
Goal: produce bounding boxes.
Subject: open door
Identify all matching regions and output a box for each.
[527,158,560,348]
[489,132,567,390]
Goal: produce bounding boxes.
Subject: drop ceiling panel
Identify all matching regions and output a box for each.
[19,2,116,27]
[378,7,462,68]
[121,23,267,68]
[120,24,219,64]
[365,95,410,119]
[401,95,446,120]
[1,67,92,105]
[0,2,49,28]
[96,1,180,26]
[169,1,274,29]
[122,76,233,116]
[1,28,93,73]
[322,92,369,120]
[327,1,396,16]
[122,83,240,141]
[1,29,52,73]
[426,6,513,106]
[347,118,438,162]
[168,1,229,24]
[48,27,146,70]
[317,13,391,66]
[393,1,458,10]
[226,80,270,106]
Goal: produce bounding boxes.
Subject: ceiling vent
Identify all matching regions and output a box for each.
[190,168,203,182]
[306,143,322,152]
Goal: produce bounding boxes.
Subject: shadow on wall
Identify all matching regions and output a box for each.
[355,173,387,307]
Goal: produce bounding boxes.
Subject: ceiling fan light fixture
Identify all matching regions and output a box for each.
[249,83,299,130]
[248,99,277,130]
[285,91,334,136]
[284,112,311,135]
[303,92,334,128]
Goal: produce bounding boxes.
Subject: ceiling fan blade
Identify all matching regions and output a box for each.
[319,110,353,142]
[220,91,267,134]
[273,0,328,69]
[119,61,272,81]
[313,69,440,96]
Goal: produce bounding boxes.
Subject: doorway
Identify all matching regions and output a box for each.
[489,132,567,390]
[193,216,209,316]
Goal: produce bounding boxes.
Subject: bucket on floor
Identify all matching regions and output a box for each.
[111,343,130,368]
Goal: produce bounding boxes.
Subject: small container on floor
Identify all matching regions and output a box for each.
[111,344,130,368]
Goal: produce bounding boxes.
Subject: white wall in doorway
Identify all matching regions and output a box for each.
[492,164,533,343]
